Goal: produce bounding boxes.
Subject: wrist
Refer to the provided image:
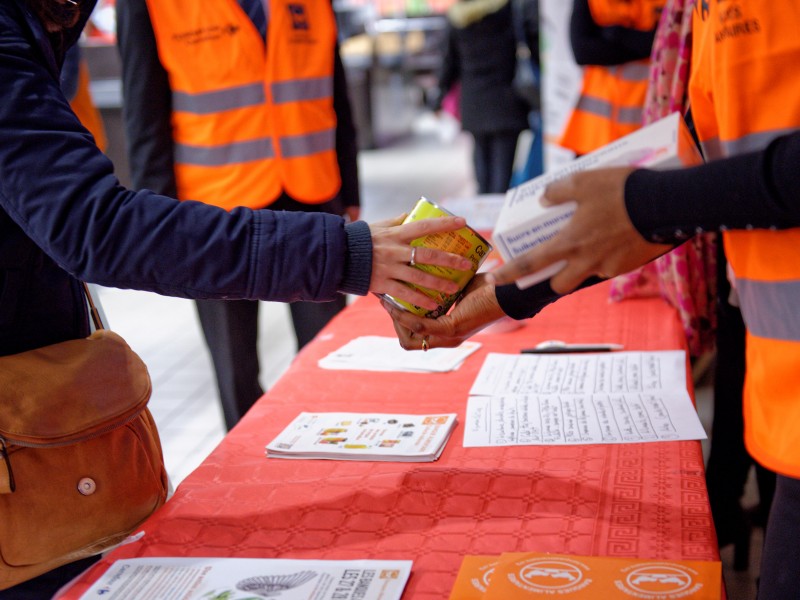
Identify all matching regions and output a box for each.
[341,221,372,296]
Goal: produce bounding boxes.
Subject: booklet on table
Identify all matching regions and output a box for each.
[266,412,458,462]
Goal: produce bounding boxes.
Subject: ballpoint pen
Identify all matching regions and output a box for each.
[520,340,625,354]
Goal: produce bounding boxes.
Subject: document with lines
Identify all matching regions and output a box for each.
[76,557,412,600]
[464,351,707,447]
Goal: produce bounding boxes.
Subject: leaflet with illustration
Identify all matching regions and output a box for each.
[266,412,458,461]
[464,351,707,446]
[78,557,412,600]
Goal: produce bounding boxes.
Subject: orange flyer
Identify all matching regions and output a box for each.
[450,552,722,599]
[449,554,528,599]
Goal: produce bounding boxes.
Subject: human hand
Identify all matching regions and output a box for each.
[380,274,507,350]
[488,167,673,294]
[369,214,474,311]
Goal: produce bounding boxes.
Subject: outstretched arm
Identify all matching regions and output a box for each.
[490,130,800,293]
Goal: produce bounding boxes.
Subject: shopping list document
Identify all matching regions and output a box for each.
[464,350,707,447]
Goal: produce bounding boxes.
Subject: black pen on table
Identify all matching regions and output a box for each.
[520,341,625,354]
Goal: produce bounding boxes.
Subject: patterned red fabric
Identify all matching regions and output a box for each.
[57,284,721,599]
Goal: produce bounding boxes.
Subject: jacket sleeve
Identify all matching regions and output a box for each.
[625,130,800,244]
[59,45,80,100]
[496,277,602,320]
[0,13,371,303]
[116,0,178,197]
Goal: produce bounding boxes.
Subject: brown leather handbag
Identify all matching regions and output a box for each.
[0,285,169,590]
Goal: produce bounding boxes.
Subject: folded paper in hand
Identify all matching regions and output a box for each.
[492,112,704,289]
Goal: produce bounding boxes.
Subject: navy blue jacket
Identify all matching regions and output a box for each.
[0,0,372,356]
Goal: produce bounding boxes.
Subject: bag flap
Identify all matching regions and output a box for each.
[0,330,151,444]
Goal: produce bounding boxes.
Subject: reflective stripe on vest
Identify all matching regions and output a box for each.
[559,62,649,155]
[144,0,340,210]
[689,0,800,477]
[700,127,799,160]
[612,62,651,82]
[175,138,275,167]
[272,76,332,103]
[572,95,644,126]
[736,279,800,342]
[172,83,266,114]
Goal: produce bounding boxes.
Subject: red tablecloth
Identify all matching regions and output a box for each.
[59,283,720,599]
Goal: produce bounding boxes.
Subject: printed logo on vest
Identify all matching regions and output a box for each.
[287,3,310,31]
[714,2,761,43]
[172,24,240,45]
[506,557,592,594]
[614,562,704,598]
[698,0,710,21]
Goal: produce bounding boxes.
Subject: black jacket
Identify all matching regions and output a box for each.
[433,0,532,135]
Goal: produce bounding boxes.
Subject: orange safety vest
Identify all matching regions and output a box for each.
[69,58,107,152]
[689,0,800,478]
[144,0,341,210]
[588,0,664,31]
[559,61,650,156]
[559,0,665,156]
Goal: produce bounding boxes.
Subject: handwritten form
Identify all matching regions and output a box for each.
[464,351,707,447]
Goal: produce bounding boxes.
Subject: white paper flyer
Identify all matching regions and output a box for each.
[77,557,412,600]
[318,336,480,373]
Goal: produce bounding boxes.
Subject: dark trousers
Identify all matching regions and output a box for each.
[196,295,346,430]
[759,474,800,599]
[471,131,521,194]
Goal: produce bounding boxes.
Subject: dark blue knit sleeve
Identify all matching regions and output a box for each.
[496,277,603,320]
[625,131,800,244]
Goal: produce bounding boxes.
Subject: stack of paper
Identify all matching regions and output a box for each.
[463,350,708,447]
[319,336,481,372]
[266,412,458,462]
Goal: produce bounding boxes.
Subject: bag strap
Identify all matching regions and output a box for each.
[82,282,105,331]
